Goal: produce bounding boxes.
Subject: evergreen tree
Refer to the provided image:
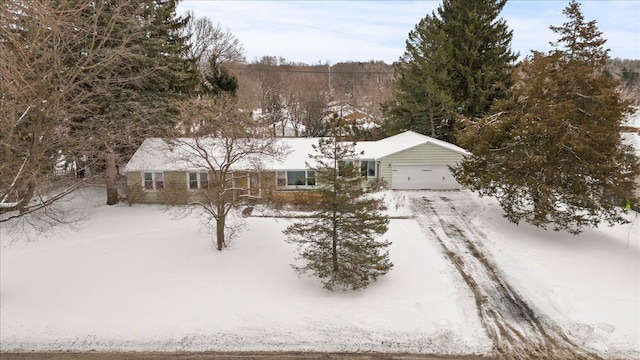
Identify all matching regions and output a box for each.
[383,15,454,141]
[621,67,639,89]
[384,0,517,143]
[284,119,392,291]
[201,56,238,95]
[453,1,638,234]
[74,0,199,205]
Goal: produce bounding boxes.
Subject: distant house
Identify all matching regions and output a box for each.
[251,101,380,138]
[123,131,469,204]
[322,101,379,129]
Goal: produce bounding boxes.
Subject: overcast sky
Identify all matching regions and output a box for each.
[177,1,640,64]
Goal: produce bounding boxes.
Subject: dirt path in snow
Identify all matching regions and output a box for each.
[409,192,602,360]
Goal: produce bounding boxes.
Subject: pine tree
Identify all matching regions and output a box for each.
[201,56,238,96]
[284,119,391,291]
[384,0,517,143]
[453,1,638,234]
[76,0,199,205]
[383,15,455,141]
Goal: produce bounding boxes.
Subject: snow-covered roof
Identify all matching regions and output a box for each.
[124,131,469,172]
[124,138,205,172]
[358,131,470,159]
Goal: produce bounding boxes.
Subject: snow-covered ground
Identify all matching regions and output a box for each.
[623,106,640,155]
[1,188,638,358]
[625,106,640,129]
[480,199,640,357]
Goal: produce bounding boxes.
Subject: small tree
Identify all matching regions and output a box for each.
[175,94,285,250]
[284,120,391,291]
[453,1,638,234]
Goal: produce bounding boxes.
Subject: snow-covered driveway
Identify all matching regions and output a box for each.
[408,191,635,359]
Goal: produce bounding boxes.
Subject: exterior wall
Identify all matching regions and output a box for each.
[377,142,466,188]
[125,141,467,204]
[126,170,280,204]
[126,171,184,204]
[125,172,142,193]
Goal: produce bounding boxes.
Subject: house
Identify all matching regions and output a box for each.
[251,101,380,138]
[322,101,379,129]
[123,131,470,204]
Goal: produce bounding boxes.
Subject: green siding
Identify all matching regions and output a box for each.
[377,143,466,187]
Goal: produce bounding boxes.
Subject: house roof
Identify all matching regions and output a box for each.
[124,131,469,172]
[358,131,470,159]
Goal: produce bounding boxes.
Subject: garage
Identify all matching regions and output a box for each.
[361,130,469,190]
[391,164,461,190]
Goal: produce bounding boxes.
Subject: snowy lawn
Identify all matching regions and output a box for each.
[1,188,638,358]
[0,189,488,354]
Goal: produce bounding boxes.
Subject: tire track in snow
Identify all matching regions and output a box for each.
[410,192,602,360]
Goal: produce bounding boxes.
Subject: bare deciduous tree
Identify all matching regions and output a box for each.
[183,10,245,66]
[173,94,287,250]
[1,0,196,231]
[1,0,141,225]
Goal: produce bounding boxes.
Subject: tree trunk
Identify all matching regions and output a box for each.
[17,179,35,214]
[105,150,119,205]
[331,206,338,271]
[216,216,225,251]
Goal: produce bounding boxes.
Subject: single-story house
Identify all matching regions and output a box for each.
[123,131,470,204]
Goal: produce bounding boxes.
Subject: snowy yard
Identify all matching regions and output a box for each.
[1,188,638,358]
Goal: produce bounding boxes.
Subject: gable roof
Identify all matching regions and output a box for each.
[124,131,469,172]
[358,131,470,159]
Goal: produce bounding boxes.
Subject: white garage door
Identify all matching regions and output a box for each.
[391,164,461,190]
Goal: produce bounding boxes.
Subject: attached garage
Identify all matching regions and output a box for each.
[391,164,461,190]
[369,131,470,191]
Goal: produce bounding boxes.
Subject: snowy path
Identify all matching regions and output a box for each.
[410,192,603,360]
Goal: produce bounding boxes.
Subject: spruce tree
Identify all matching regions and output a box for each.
[75,0,199,205]
[453,1,638,234]
[201,56,238,96]
[383,15,454,141]
[384,0,517,143]
[284,120,392,291]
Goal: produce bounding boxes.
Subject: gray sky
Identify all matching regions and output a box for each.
[177,0,640,64]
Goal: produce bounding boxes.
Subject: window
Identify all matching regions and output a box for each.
[360,160,376,177]
[143,172,164,190]
[338,160,355,177]
[188,172,208,190]
[287,171,306,185]
[306,171,316,186]
[276,170,316,187]
[250,173,259,188]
